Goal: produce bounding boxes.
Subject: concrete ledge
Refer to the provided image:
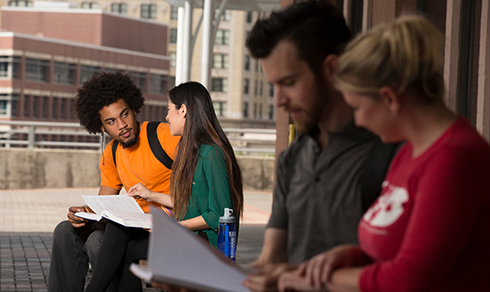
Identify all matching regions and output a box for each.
[0,149,275,191]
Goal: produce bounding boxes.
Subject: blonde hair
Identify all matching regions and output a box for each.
[336,15,444,103]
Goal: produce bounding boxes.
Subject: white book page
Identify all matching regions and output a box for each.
[101,210,152,229]
[73,212,102,221]
[81,195,144,215]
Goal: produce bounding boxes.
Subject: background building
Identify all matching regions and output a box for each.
[0,4,170,145]
[14,0,277,129]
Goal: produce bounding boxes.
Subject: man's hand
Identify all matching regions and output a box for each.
[243,263,297,292]
[67,206,89,228]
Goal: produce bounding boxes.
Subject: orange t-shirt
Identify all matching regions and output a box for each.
[100,121,181,212]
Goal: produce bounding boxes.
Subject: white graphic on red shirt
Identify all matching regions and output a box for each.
[362,181,409,227]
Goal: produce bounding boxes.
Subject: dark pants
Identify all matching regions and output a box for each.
[47,220,117,292]
[85,221,149,292]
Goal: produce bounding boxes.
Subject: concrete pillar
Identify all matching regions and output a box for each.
[182,0,193,82]
[476,0,490,140]
[176,6,185,85]
[443,0,462,112]
[201,0,213,89]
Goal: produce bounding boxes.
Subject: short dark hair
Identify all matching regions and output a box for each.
[74,72,144,134]
[246,0,351,76]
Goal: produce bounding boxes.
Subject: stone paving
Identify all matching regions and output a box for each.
[0,188,271,291]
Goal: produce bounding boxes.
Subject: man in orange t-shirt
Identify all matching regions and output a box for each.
[48,72,180,292]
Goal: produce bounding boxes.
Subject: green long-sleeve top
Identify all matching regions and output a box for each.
[183,143,233,247]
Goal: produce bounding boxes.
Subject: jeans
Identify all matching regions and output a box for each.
[85,222,149,292]
[47,220,117,292]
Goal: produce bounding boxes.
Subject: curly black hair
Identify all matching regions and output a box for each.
[74,72,145,134]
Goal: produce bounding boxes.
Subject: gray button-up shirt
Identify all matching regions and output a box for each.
[268,120,377,264]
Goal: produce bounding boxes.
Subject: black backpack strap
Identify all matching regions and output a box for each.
[147,121,173,170]
[359,139,402,212]
[284,134,308,194]
[112,140,119,166]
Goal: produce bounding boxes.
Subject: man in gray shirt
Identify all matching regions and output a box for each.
[243,1,397,291]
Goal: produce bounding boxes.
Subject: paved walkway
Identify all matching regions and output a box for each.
[0,188,272,291]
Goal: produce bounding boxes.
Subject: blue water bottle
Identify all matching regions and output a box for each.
[217,208,236,262]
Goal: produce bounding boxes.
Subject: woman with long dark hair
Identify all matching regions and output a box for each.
[85,81,244,291]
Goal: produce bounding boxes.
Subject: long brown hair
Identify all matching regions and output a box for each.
[169,82,243,227]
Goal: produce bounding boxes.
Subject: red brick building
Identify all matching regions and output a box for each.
[0,7,170,136]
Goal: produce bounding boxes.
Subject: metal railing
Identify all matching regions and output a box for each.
[0,120,276,154]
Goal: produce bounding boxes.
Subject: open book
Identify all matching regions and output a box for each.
[130,208,255,292]
[74,195,152,229]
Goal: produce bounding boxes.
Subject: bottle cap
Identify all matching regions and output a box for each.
[219,208,235,223]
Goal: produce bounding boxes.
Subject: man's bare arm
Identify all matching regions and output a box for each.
[243,228,293,292]
[250,228,288,269]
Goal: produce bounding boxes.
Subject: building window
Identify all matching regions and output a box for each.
[150,74,167,94]
[171,6,179,20]
[129,71,147,92]
[211,78,227,92]
[219,10,231,21]
[169,76,176,88]
[0,56,21,79]
[80,65,101,85]
[253,103,257,118]
[259,104,262,118]
[8,0,32,6]
[0,94,19,117]
[269,84,274,97]
[61,98,68,120]
[32,96,40,118]
[260,81,263,96]
[244,78,249,94]
[141,4,157,19]
[81,2,98,9]
[54,62,76,85]
[255,59,259,72]
[23,95,30,118]
[69,99,75,121]
[244,55,250,71]
[25,58,50,83]
[212,54,229,69]
[52,97,59,119]
[0,100,7,116]
[268,105,274,120]
[215,30,230,45]
[104,68,122,74]
[169,52,177,69]
[243,102,248,118]
[111,3,127,14]
[246,12,252,23]
[213,101,226,117]
[254,80,258,96]
[170,28,178,44]
[42,96,49,119]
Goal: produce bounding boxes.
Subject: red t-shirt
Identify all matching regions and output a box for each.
[358,117,490,292]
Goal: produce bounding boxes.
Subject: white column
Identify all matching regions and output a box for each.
[175,6,185,85]
[201,0,213,89]
[182,0,193,82]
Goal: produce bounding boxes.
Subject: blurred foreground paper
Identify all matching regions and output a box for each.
[130,207,254,292]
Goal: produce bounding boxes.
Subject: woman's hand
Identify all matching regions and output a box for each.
[299,245,364,290]
[127,183,154,202]
[278,269,325,292]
